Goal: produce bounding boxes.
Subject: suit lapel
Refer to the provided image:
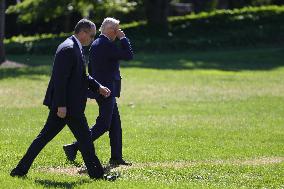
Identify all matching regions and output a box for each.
[70,36,87,76]
[71,36,84,65]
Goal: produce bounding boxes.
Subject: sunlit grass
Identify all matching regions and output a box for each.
[0,47,284,188]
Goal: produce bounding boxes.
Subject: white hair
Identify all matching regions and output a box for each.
[99,17,120,33]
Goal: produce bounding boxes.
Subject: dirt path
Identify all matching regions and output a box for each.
[0,60,26,68]
[39,156,284,176]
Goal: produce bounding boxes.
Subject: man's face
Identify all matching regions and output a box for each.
[82,27,96,46]
[109,25,119,41]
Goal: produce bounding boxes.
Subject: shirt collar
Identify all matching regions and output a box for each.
[73,35,83,52]
[100,34,111,41]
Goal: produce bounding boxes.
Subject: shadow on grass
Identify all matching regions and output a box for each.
[0,54,53,80]
[2,47,284,80]
[121,47,284,71]
[0,66,51,80]
[35,179,91,189]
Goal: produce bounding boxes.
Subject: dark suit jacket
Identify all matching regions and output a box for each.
[43,36,101,116]
[88,35,133,98]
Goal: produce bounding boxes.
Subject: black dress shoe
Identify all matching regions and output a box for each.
[10,168,26,177]
[109,158,132,166]
[63,144,77,161]
[103,173,120,181]
[78,166,111,175]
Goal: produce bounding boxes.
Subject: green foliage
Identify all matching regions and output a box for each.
[4,33,70,54]
[127,5,284,51]
[96,0,138,15]
[250,0,276,6]
[6,0,138,23]
[4,5,284,54]
[6,0,74,23]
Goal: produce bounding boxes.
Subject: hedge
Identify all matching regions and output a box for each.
[4,5,284,54]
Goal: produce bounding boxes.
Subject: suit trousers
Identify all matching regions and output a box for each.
[73,96,122,159]
[15,110,104,179]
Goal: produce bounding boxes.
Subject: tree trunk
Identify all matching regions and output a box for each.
[0,0,5,64]
[217,0,229,9]
[192,0,219,12]
[145,0,170,32]
[63,14,71,33]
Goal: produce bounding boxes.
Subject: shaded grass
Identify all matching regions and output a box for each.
[121,47,284,70]
[0,47,284,188]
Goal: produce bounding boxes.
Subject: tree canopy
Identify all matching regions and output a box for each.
[6,0,138,23]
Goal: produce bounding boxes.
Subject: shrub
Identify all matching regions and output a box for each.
[5,5,284,54]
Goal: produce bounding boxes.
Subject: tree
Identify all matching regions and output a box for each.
[6,0,137,32]
[0,0,5,64]
[191,0,219,12]
[144,0,171,31]
[6,0,91,32]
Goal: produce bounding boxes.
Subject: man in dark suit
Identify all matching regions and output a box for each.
[10,19,113,179]
[63,17,133,166]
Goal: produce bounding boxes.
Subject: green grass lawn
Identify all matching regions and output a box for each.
[0,47,284,188]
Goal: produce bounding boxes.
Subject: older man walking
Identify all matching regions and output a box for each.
[63,17,133,166]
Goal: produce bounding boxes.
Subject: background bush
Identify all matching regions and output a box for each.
[4,5,284,54]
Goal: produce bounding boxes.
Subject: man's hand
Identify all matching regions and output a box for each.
[116,29,125,39]
[99,86,111,98]
[57,107,67,118]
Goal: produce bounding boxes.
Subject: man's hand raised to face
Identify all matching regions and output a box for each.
[116,29,125,39]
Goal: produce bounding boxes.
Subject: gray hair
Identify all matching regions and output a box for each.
[99,17,120,33]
